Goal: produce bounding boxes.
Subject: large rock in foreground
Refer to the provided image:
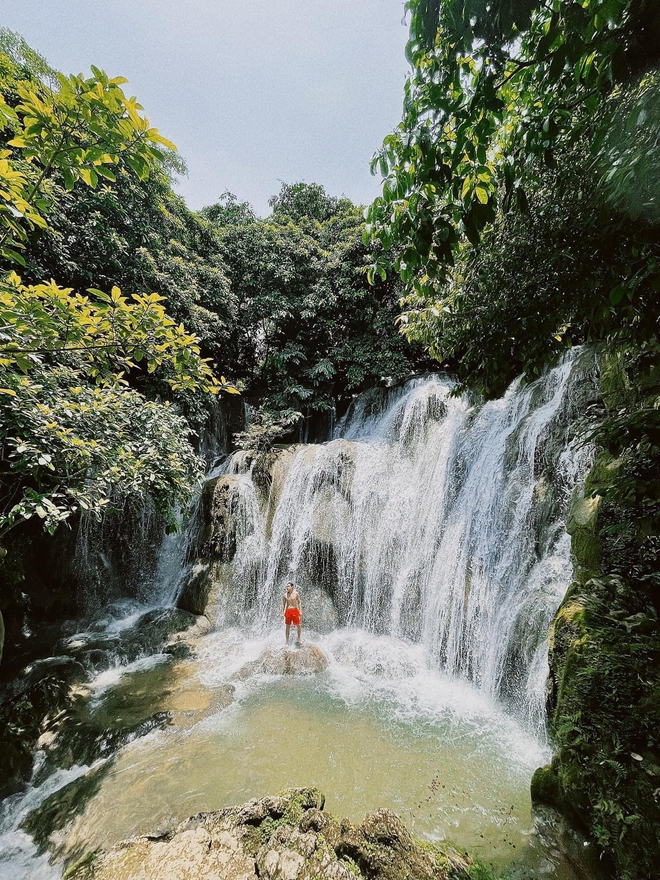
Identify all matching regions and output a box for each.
[66,788,470,880]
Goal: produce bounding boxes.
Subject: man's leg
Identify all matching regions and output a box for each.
[296,624,302,645]
[285,623,290,645]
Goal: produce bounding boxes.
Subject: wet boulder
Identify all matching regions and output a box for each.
[324,808,469,880]
[176,562,212,616]
[198,475,244,562]
[237,644,328,678]
[251,450,280,502]
[60,608,198,675]
[0,655,85,796]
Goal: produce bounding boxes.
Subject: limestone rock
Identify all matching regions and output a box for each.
[192,474,244,564]
[237,644,328,679]
[325,808,461,880]
[311,486,351,545]
[167,612,213,644]
[60,608,198,675]
[176,562,212,616]
[296,586,339,634]
[250,451,280,503]
[65,788,470,880]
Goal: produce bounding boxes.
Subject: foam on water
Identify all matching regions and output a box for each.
[86,652,172,700]
[0,764,93,880]
[193,626,549,768]
[51,624,546,867]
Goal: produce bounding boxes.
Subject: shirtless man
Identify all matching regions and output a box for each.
[282,582,302,646]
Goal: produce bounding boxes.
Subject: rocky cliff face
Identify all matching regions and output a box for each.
[0,492,176,683]
[65,788,471,880]
[534,349,660,880]
[176,445,344,634]
[0,395,245,676]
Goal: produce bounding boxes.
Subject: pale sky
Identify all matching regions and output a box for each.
[2,1,411,215]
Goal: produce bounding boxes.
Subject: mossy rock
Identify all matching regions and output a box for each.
[251,450,280,500]
[566,493,600,533]
[530,764,566,813]
[547,470,660,880]
[570,529,601,582]
[66,787,471,880]
[63,852,97,880]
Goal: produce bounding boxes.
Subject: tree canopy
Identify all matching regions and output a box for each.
[0,43,233,540]
[206,182,428,428]
[0,35,424,539]
[366,0,660,395]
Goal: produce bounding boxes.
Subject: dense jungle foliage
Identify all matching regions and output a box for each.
[0,31,423,551]
[2,6,660,876]
[368,1,660,877]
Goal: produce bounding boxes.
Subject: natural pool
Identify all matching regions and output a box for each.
[1,623,602,879]
[7,625,593,879]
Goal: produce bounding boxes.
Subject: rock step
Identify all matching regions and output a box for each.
[236,644,329,678]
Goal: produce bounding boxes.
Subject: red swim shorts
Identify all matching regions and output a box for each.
[285,608,301,626]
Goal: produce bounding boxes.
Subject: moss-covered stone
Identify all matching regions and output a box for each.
[541,346,660,880]
[530,764,563,811]
[0,656,84,797]
[62,851,98,880]
[66,788,472,880]
[251,450,280,502]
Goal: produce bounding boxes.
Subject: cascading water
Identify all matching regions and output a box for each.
[0,351,600,880]
[206,348,596,732]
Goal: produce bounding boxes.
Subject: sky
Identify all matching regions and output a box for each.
[2,1,411,215]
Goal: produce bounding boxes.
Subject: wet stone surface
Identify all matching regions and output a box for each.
[0,606,204,798]
[236,644,329,678]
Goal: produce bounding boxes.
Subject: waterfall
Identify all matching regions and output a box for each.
[202,349,597,731]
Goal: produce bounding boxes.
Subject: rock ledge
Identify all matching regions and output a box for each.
[66,787,471,880]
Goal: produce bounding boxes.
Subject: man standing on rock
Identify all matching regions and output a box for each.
[282,582,302,647]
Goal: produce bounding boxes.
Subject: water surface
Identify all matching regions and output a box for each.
[61,627,546,871]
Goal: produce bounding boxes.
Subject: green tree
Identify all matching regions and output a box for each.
[19,165,239,403]
[0,54,176,264]
[0,44,236,541]
[207,184,426,429]
[268,181,351,224]
[366,0,660,307]
[199,191,256,227]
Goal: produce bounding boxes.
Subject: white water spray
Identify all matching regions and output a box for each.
[203,350,596,732]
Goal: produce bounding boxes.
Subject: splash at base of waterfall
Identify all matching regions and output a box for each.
[207,350,598,734]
